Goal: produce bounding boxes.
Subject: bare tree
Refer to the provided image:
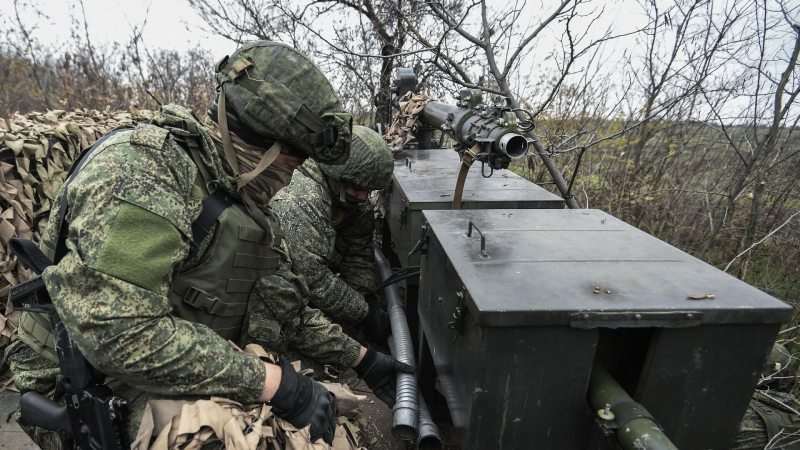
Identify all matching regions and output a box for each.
[698,1,800,262]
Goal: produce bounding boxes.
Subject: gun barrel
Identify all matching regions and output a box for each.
[420,101,527,159]
[587,364,678,450]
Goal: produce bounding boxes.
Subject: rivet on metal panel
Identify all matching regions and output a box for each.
[634,314,642,320]
[593,288,600,294]
[686,313,694,319]
[605,290,612,294]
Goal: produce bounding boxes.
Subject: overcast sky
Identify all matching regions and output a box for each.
[1,0,645,60]
[1,0,239,57]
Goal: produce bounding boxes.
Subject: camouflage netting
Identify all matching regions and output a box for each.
[383,92,437,153]
[0,107,154,392]
[132,345,368,450]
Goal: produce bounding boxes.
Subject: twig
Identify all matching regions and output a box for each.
[757,390,800,416]
[724,210,800,272]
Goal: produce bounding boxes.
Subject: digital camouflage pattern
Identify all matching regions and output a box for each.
[7,104,361,448]
[272,127,393,326]
[214,41,352,165]
[317,125,394,191]
[0,108,154,390]
[35,114,267,401]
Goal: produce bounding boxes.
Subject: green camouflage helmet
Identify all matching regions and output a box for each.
[214,41,351,165]
[317,125,394,190]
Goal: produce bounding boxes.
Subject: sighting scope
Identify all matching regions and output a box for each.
[390,67,534,172]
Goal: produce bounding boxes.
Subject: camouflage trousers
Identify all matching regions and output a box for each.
[4,340,215,450]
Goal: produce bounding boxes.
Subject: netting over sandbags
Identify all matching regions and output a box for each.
[0,108,153,391]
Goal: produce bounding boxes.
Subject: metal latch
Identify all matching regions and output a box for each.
[448,290,468,338]
[408,223,429,257]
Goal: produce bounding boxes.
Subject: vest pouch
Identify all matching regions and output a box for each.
[168,203,282,341]
[246,314,282,344]
[750,397,800,449]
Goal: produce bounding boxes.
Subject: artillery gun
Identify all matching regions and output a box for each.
[377,68,793,449]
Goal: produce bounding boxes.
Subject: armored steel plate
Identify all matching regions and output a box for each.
[421,209,792,327]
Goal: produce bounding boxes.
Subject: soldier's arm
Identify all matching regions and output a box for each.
[274,193,369,324]
[41,132,270,403]
[287,306,364,369]
[247,261,364,369]
[336,202,378,294]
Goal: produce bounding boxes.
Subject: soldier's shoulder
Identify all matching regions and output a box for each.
[275,171,330,208]
[129,124,170,150]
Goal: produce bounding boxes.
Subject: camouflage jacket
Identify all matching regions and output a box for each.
[272,160,376,325]
[28,105,360,404]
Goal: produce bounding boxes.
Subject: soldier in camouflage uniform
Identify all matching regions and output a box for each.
[731,343,800,449]
[272,126,394,341]
[5,41,412,448]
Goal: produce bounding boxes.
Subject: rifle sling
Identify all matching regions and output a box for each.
[452,145,480,210]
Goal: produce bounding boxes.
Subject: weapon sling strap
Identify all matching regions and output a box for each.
[189,190,234,258]
[9,238,52,275]
[452,145,481,210]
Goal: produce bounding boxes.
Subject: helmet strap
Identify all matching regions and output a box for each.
[216,88,288,260]
[218,89,282,190]
[217,89,242,182]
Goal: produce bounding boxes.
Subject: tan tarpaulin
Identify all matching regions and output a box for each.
[132,345,367,450]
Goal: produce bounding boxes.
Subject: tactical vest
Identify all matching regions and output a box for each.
[749,396,800,449]
[18,123,284,361]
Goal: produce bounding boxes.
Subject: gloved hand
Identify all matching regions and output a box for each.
[354,346,415,407]
[270,357,337,444]
[360,302,391,341]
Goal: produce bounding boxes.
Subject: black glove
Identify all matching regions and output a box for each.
[270,357,337,444]
[362,291,377,304]
[360,302,392,341]
[354,346,415,407]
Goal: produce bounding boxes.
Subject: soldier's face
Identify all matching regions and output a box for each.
[345,185,369,201]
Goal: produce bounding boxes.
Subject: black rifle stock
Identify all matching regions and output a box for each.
[10,244,129,450]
